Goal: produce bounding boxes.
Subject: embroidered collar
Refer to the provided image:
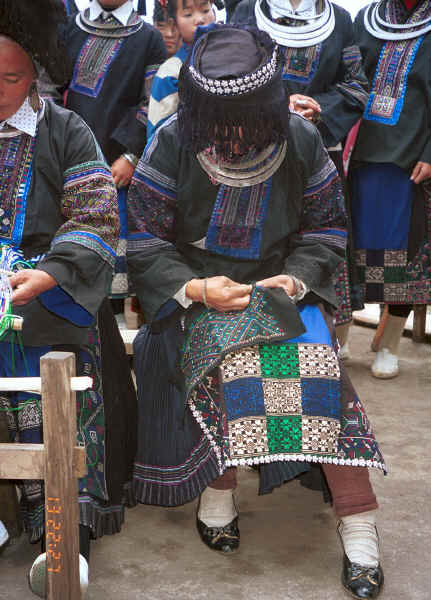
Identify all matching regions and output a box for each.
[88,0,134,26]
[255,0,335,47]
[76,3,143,37]
[364,0,431,41]
[197,142,287,187]
[270,0,316,21]
[0,97,44,138]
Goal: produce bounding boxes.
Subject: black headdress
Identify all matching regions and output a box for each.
[0,0,70,85]
[178,24,289,160]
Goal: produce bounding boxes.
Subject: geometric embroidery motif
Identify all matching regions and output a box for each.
[298,344,340,378]
[355,248,411,303]
[283,44,322,84]
[70,36,125,98]
[302,417,339,454]
[205,179,272,260]
[215,337,343,462]
[220,346,261,382]
[228,417,269,458]
[224,378,265,421]
[262,379,302,414]
[267,415,302,454]
[259,344,299,379]
[301,379,341,420]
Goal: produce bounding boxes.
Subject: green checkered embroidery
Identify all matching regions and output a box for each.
[384,266,407,283]
[267,415,302,453]
[259,344,299,379]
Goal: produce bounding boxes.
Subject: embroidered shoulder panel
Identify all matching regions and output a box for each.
[0,134,35,246]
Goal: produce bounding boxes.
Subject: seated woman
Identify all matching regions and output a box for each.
[0,1,137,596]
[128,25,386,599]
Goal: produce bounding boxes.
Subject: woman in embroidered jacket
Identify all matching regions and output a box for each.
[0,2,137,596]
[128,25,385,599]
[347,0,431,378]
[62,0,166,298]
[229,0,370,341]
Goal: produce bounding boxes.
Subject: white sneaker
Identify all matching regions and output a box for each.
[371,348,399,379]
[0,520,9,548]
[339,342,351,361]
[29,552,89,598]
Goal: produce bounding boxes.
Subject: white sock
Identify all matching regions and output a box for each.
[339,511,379,568]
[198,487,237,528]
[0,520,9,547]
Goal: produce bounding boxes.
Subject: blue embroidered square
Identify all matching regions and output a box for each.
[301,378,341,420]
[224,377,265,421]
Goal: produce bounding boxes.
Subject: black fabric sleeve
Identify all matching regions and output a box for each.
[110,29,166,157]
[127,117,198,322]
[285,124,347,307]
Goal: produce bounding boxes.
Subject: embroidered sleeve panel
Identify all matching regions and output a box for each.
[52,160,118,267]
[128,122,178,243]
[336,44,369,107]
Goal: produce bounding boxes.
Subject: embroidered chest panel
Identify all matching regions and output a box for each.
[364,36,423,125]
[282,44,322,85]
[205,180,272,260]
[70,35,125,98]
[0,135,35,245]
[364,1,431,126]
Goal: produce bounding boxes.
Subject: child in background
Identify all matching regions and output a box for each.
[147,0,215,140]
[154,0,182,58]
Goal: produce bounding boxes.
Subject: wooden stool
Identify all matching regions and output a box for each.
[0,412,22,539]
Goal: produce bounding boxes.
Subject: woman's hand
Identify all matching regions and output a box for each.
[10,269,57,306]
[411,161,431,185]
[186,276,252,312]
[256,274,297,297]
[289,94,321,122]
[111,156,135,188]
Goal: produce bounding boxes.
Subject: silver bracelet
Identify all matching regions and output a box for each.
[122,152,139,168]
[202,278,210,308]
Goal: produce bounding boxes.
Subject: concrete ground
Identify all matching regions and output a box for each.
[1,323,430,600]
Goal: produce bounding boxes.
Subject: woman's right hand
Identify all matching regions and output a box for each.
[186,276,252,311]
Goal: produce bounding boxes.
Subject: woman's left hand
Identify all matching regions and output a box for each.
[411,161,431,184]
[256,275,297,296]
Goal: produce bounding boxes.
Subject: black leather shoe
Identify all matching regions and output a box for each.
[341,552,384,599]
[196,516,240,553]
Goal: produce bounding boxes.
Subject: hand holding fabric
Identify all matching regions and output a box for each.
[410,161,431,184]
[111,156,135,188]
[186,276,252,312]
[10,270,57,306]
[256,274,297,295]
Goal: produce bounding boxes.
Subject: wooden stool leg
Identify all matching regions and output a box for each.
[412,306,427,344]
[0,413,22,539]
[41,352,82,600]
[371,305,389,352]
